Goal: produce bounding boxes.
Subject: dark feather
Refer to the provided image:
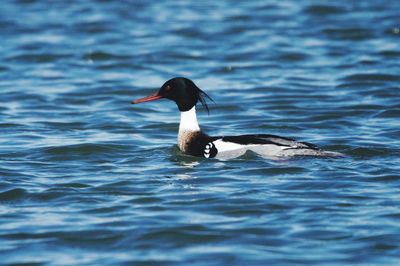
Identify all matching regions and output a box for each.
[220,134,318,149]
[198,89,215,114]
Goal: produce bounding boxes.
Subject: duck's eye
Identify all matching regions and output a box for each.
[165,85,171,92]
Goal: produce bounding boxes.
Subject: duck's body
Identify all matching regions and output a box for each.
[176,106,341,159]
[132,77,342,159]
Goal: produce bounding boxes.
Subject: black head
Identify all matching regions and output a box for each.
[132,77,213,112]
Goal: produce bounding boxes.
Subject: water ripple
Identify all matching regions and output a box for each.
[1,0,400,265]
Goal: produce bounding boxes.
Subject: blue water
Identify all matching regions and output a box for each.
[1,0,400,265]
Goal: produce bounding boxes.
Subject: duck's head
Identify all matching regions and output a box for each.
[132,77,213,112]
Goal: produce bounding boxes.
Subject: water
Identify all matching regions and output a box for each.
[1,0,400,265]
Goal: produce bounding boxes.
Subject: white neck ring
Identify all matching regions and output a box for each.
[179,106,200,132]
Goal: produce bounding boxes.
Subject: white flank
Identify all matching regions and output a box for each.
[213,139,248,159]
[213,139,243,152]
[213,139,288,159]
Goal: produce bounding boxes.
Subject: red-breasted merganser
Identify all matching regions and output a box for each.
[132,77,343,159]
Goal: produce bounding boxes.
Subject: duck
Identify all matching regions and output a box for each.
[132,77,343,159]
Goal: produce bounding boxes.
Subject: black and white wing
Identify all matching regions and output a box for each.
[207,134,341,159]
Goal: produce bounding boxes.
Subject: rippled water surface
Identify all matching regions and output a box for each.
[1,0,400,265]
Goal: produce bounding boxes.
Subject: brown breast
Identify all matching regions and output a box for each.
[178,130,203,153]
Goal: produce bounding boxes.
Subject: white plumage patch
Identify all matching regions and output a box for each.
[203,143,213,158]
[212,139,289,159]
[211,139,247,159]
[178,106,200,132]
[212,139,243,152]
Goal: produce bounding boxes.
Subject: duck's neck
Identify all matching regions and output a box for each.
[177,106,201,152]
[179,106,200,133]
